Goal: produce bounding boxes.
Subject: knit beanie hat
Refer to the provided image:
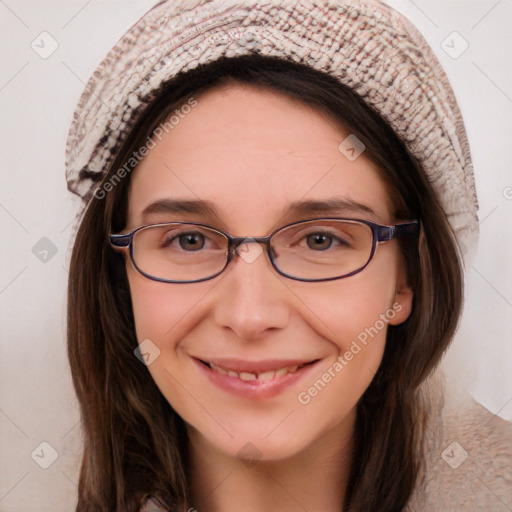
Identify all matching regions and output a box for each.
[64,0,479,254]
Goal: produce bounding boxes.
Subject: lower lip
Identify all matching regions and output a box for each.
[193,358,319,399]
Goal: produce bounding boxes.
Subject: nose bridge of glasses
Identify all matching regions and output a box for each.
[228,235,272,254]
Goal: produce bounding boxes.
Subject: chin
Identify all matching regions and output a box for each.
[188,410,344,465]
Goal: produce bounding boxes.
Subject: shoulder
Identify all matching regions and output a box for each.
[410,396,512,511]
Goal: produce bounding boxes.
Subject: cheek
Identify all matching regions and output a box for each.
[292,268,399,426]
[298,280,391,390]
[293,248,401,388]
[295,253,400,350]
[126,266,211,416]
[126,264,203,344]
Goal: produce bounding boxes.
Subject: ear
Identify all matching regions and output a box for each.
[388,268,414,326]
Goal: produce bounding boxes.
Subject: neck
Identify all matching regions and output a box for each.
[187,411,355,512]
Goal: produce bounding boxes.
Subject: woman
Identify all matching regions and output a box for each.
[65,1,511,511]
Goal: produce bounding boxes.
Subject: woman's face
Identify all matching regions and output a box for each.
[124,83,413,462]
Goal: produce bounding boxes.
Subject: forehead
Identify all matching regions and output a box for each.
[127,83,393,232]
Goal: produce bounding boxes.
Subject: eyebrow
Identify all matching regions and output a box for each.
[140,196,378,223]
[285,197,378,218]
[142,198,218,220]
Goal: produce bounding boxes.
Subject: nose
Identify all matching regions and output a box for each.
[212,242,290,342]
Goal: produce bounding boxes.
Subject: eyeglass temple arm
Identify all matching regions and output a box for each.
[110,234,131,247]
[377,221,420,242]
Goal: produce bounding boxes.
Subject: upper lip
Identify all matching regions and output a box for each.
[195,357,318,373]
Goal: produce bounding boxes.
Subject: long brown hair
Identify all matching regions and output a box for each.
[67,54,463,511]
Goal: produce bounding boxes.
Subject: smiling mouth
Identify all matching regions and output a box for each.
[194,357,321,398]
[197,359,318,382]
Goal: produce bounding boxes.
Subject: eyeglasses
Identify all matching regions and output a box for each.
[110,218,419,283]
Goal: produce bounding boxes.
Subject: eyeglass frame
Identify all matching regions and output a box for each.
[109,217,420,284]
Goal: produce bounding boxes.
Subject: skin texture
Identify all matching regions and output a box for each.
[123,83,413,512]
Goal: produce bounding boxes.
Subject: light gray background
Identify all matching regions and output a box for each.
[0,1,511,510]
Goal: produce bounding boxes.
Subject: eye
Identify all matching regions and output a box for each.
[283,226,353,252]
[161,231,206,251]
[306,232,334,251]
[303,230,352,251]
[177,232,205,251]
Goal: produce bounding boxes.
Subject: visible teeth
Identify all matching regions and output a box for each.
[208,362,305,380]
[239,372,257,381]
[258,370,276,381]
[210,363,227,375]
